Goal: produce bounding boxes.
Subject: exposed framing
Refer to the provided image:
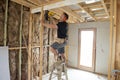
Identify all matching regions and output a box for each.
[108,0,117,80]
[78,28,96,72]
[28,12,33,80]
[39,6,44,80]
[11,0,37,8]
[108,0,113,79]
[18,5,23,80]
[78,4,96,21]
[4,0,8,46]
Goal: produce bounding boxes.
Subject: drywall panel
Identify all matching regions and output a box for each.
[0,47,10,80]
[68,21,110,75]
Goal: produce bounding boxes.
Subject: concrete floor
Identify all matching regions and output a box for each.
[42,68,107,80]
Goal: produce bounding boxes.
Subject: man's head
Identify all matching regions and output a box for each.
[60,12,69,22]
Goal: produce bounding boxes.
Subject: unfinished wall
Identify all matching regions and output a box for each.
[68,21,110,75]
[0,0,53,80]
[115,1,120,79]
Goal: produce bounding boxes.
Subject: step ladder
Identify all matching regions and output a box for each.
[49,56,68,80]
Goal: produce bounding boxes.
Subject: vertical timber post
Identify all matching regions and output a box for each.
[111,0,117,80]
[108,0,114,80]
[39,6,44,80]
[4,0,8,46]
[28,11,33,80]
[19,5,23,80]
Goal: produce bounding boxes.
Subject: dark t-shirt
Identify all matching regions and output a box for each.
[57,21,68,39]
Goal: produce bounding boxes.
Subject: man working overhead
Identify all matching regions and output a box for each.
[42,12,69,61]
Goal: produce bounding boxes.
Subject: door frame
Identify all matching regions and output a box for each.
[78,28,96,72]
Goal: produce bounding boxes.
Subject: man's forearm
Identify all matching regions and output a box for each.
[43,23,57,29]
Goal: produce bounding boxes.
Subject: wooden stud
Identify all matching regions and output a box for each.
[28,12,33,80]
[100,0,110,17]
[111,0,117,80]
[4,0,8,46]
[18,5,23,80]
[39,6,44,80]
[9,47,27,50]
[108,0,113,80]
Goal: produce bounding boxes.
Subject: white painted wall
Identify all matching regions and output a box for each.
[68,21,110,75]
[0,47,10,80]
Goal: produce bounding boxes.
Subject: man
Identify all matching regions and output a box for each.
[42,12,69,61]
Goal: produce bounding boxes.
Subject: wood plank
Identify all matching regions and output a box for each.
[11,0,37,8]
[100,0,110,17]
[42,0,64,7]
[82,1,102,8]
[31,0,83,13]
[82,1,110,8]
[4,0,8,46]
[26,0,41,6]
[39,6,44,80]
[9,47,26,50]
[18,5,23,80]
[111,0,117,80]
[108,0,113,80]
[59,7,84,22]
[28,12,33,80]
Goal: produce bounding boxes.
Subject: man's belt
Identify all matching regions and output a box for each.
[54,38,65,44]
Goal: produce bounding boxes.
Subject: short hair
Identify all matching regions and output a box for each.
[63,12,69,20]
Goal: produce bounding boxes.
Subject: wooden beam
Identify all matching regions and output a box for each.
[82,1,110,8]
[100,0,110,17]
[73,9,82,13]
[78,3,96,21]
[82,1,102,8]
[19,5,23,80]
[59,7,84,22]
[41,0,64,7]
[9,47,27,50]
[26,0,41,6]
[92,9,105,13]
[4,0,8,46]
[108,0,113,80]
[39,6,44,80]
[111,0,117,80]
[88,5,103,10]
[31,0,83,13]
[11,0,37,8]
[28,12,33,80]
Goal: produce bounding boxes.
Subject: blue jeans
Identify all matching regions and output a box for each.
[51,41,67,54]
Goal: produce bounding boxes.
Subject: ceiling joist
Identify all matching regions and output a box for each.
[11,0,37,8]
[26,0,41,6]
[31,0,83,13]
[78,4,96,21]
[59,7,85,22]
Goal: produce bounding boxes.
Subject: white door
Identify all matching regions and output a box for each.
[78,29,96,72]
